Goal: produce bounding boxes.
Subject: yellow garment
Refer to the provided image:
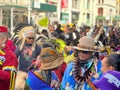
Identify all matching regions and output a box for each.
[10,71,16,90]
[55,39,67,56]
[64,53,75,65]
[0,50,5,66]
[53,39,75,64]
[69,23,74,28]
[38,17,49,27]
[0,49,5,55]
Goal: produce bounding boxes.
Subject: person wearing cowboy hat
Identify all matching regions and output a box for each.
[61,36,102,90]
[27,47,64,90]
[0,26,18,90]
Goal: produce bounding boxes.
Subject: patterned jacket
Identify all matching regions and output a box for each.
[0,46,18,90]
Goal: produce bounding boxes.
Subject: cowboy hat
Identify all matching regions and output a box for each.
[39,47,64,70]
[73,36,96,52]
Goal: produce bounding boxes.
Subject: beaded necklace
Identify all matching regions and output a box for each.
[73,58,95,84]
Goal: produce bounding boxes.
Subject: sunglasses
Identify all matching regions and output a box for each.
[78,50,92,54]
[27,37,35,40]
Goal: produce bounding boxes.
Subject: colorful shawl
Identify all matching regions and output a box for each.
[27,71,53,90]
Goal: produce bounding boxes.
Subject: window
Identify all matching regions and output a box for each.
[98,0,104,4]
[98,7,103,16]
[72,0,79,9]
[98,0,100,3]
[87,0,90,9]
[86,13,90,24]
[4,0,11,3]
[11,0,17,3]
[87,13,90,19]
[2,10,11,27]
[102,0,104,3]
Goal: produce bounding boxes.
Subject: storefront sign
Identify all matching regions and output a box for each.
[34,0,40,8]
[61,0,68,8]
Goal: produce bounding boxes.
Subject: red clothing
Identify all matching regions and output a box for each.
[54,62,67,82]
[0,46,18,90]
[6,39,16,52]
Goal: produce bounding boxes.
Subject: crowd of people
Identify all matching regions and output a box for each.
[0,22,120,90]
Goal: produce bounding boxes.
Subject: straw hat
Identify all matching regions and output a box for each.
[39,47,64,70]
[73,36,96,52]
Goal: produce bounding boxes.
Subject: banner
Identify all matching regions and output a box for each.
[61,0,68,8]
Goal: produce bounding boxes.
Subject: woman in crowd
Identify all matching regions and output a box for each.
[89,54,120,90]
[101,54,120,73]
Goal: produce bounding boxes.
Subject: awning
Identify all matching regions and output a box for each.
[32,3,57,12]
[113,16,120,21]
[96,16,105,20]
[0,3,57,12]
[0,4,26,9]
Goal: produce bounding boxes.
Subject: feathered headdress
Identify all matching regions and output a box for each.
[12,23,32,44]
[17,25,36,51]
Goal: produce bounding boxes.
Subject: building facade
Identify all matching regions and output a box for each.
[116,0,120,16]
[96,0,116,25]
[0,0,119,30]
[115,0,120,26]
[0,0,58,30]
[78,0,95,26]
[60,0,95,27]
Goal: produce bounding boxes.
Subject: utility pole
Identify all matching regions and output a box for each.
[28,0,31,24]
[57,0,61,22]
[68,0,72,24]
[0,8,2,25]
[11,7,14,31]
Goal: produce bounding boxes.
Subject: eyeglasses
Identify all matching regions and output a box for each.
[78,50,92,54]
[27,37,35,40]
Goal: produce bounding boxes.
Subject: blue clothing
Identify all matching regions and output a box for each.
[61,60,102,90]
[27,71,53,90]
[61,62,75,89]
[27,70,59,90]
